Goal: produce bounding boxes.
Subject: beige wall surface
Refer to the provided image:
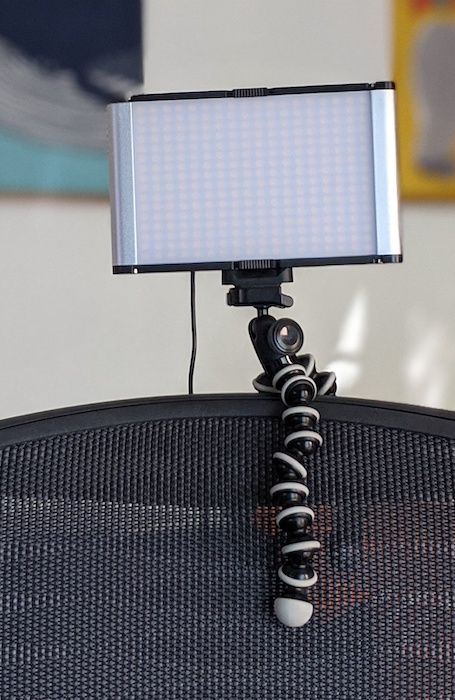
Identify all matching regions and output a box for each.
[0,0,453,418]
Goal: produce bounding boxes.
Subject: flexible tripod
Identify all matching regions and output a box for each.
[223,266,337,628]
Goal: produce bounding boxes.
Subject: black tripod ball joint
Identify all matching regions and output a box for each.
[249,313,337,628]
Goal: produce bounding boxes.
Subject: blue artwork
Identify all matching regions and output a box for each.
[0,0,142,194]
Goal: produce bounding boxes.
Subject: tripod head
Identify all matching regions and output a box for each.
[223,265,301,388]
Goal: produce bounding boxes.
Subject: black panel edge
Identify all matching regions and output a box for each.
[372,81,395,90]
[113,255,402,274]
[130,82,395,103]
[0,394,453,448]
[131,90,230,102]
[268,81,395,95]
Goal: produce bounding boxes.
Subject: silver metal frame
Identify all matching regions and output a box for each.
[370,89,401,258]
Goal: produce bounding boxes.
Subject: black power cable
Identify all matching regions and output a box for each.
[188,271,197,394]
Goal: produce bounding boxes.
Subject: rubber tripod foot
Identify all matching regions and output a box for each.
[274,597,313,628]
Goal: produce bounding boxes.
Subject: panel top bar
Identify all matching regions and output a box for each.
[128,81,395,103]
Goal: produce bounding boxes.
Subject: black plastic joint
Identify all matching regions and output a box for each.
[232,87,268,98]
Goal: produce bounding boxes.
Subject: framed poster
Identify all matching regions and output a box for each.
[0,0,142,195]
[395,0,455,199]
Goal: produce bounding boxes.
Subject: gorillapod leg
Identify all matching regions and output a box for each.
[249,311,336,627]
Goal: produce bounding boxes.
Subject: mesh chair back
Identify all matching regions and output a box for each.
[0,394,454,699]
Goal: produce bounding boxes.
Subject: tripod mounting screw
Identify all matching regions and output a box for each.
[222,267,293,310]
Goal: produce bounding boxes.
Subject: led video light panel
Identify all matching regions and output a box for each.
[109,84,401,272]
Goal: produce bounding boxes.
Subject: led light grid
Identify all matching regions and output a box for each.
[130,91,377,265]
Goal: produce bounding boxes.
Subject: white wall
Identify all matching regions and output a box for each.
[144,0,391,92]
[0,0,453,419]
